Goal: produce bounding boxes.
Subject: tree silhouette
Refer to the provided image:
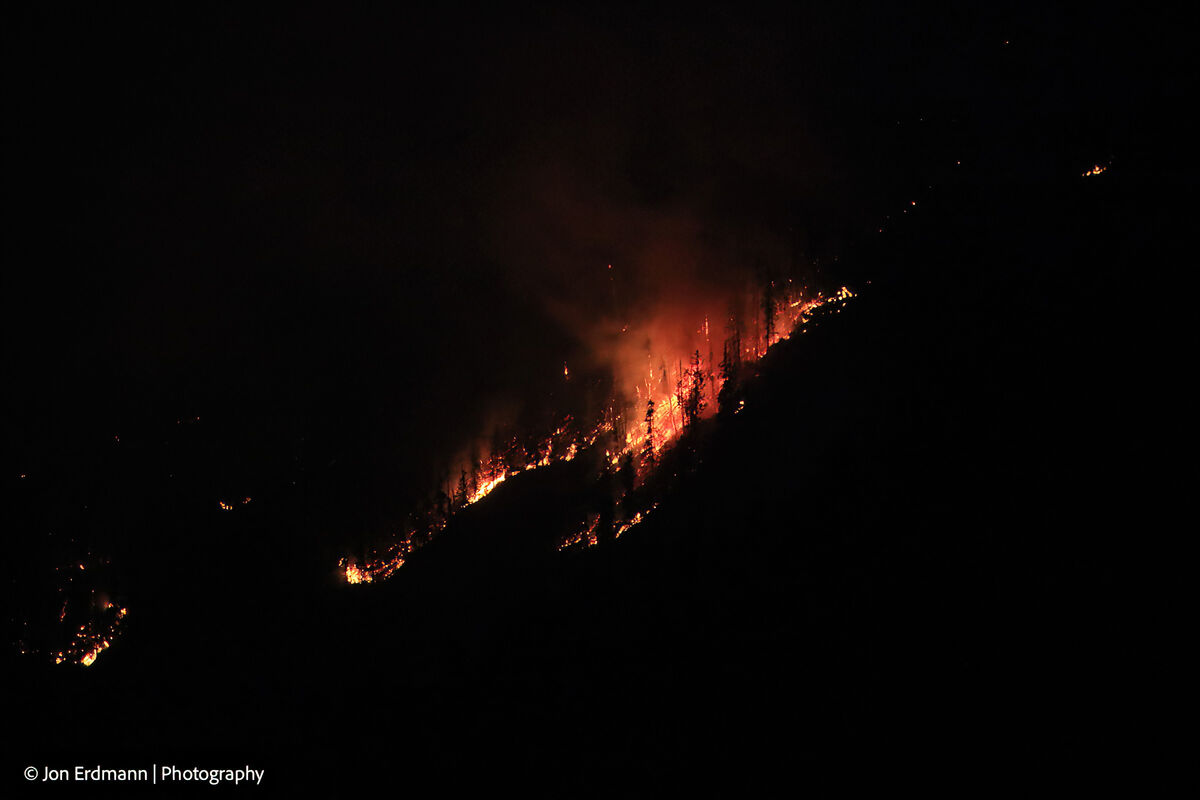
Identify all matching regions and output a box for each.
[453,468,469,510]
[618,452,636,518]
[684,349,707,426]
[717,344,736,413]
[642,398,656,465]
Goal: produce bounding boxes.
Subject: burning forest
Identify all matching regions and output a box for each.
[339,280,855,582]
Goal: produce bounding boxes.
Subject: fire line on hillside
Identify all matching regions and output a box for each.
[340,283,855,584]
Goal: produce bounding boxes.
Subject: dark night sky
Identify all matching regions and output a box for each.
[2,2,1180,539]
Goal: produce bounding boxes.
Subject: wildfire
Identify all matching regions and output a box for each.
[615,504,657,540]
[20,550,130,667]
[81,641,107,667]
[1082,163,1108,177]
[340,544,409,585]
[339,525,427,584]
[47,605,128,667]
[559,514,602,551]
[340,282,857,584]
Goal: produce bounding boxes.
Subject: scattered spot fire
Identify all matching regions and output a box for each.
[18,553,129,668]
[559,514,603,551]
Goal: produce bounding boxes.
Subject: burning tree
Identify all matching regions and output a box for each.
[454,468,469,510]
[642,398,656,465]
